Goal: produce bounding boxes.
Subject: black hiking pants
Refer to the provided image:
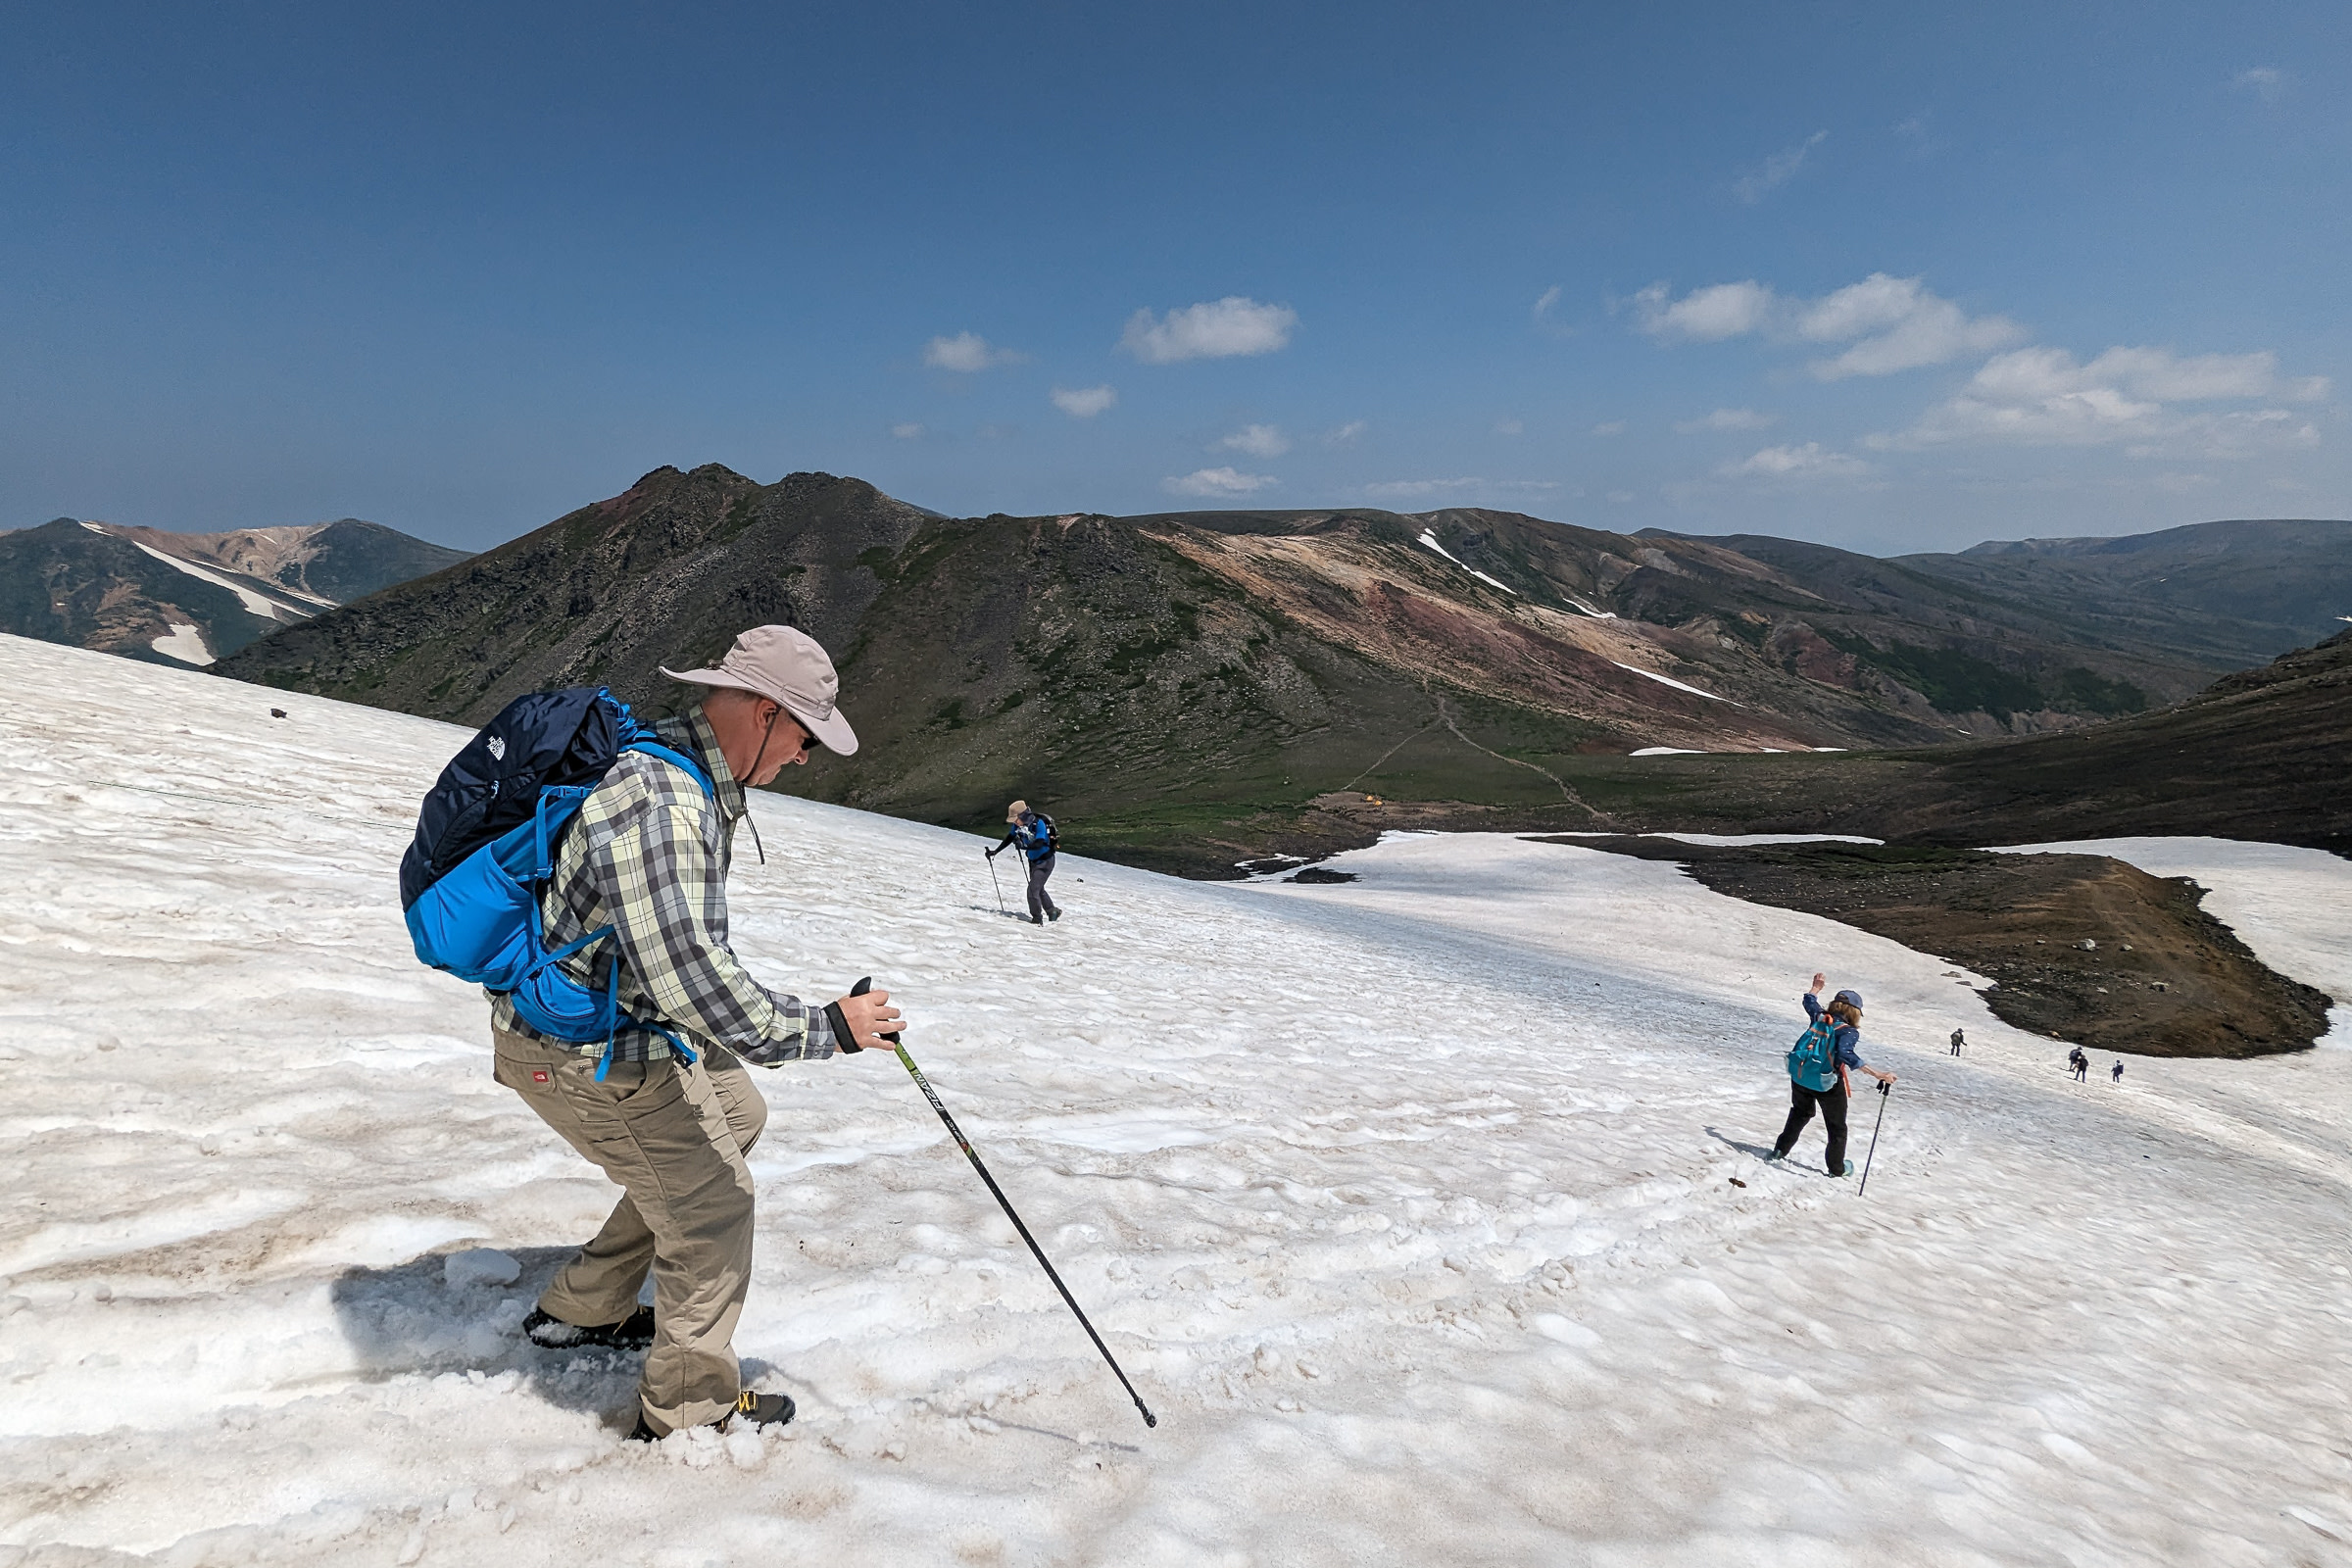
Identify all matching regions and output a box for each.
[1775,1082,1849,1173]
[1026,853,1060,922]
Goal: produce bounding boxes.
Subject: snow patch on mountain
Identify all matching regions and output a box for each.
[1415,529,1519,595]
[124,537,311,620]
[149,622,215,664]
[1612,660,1737,704]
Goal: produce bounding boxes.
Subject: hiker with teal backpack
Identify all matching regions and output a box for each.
[987,799,1061,925]
[1768,972,1896,1176]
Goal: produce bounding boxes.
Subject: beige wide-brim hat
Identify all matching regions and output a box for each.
[1006,800,1028,822]
[661,624,859,756]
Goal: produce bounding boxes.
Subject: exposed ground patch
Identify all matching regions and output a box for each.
[1534,838,2332,1058]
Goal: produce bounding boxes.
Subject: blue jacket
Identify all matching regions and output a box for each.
[1802,992,1867,1071]
[995,811,1055,863]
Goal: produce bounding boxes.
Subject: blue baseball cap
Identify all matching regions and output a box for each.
[1834,990,1864,1010]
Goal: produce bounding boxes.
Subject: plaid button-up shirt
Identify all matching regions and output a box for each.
[491,707,838,1065]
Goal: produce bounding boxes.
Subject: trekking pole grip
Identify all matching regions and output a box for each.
[850,976,902,1048]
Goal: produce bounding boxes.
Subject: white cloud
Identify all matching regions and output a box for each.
[1494,418,1524,437]
[1735,130,1826,204]
[890,422,923,440]
[1591,419,1628,437]
[1216,423,1291,457]
[1324,420,1367,446]
[1051,384,1117,418]
[1636,272,2023,377]
[1876,345,2328,457]
[1675,407,1775,433]
[922,331,1019,371]
[2232,67,2287,102]
[1532,285,1562,320]
[1120,297,1298,363]
[1163,466,1277,497]
[1797,274,2025,377]
[1633,280,1776,342]
[1728,443,1869,478]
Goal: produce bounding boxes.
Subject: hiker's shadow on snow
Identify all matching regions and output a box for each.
[329,1248,648,1423]
[1705,1126,1777,1161]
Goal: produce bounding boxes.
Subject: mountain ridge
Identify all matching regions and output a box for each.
[212,465,2346,872]
[0,515,469,666]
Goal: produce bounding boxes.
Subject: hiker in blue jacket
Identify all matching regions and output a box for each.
[987,799,1061,925]
[1768,972,1897,1176]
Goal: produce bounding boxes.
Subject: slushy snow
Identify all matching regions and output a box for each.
[4,633,2350,1566]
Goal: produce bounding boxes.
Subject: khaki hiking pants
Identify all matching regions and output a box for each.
[492,1025,768,1436]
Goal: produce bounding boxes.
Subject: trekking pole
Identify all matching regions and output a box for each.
[1857,1080,1891,1196]
[986,853,1006,915]
[848,979,1155,1429]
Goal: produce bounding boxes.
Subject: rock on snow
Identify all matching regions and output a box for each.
[2,632,2349,1566]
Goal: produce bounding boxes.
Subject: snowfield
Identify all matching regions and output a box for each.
[3,632,2349,1567]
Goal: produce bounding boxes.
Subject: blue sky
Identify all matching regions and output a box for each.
[4,2,2346,554]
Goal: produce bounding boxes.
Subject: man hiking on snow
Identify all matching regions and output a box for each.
[1766,972,1896,1177]
[2069,1047,2089,1082]
[987,799,1061,925]
[1949,1027,1964,1056]
[491,625,903,1442]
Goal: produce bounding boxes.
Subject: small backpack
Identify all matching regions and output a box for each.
[1787,1015,1841,1092]
[399,686,713,1075]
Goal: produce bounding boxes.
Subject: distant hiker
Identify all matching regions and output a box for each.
[2069,1047,2089,1082]
[1767,972,1897,1177]
[2112,1059,2125,1085]
[486,626,903,1442]
[1949,1027,1965,1056]
[988,799,1061,925]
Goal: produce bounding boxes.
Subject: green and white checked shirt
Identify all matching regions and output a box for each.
[491,707,838,1065]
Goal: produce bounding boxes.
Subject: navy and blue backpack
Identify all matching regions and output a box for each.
[399,686,713,1075]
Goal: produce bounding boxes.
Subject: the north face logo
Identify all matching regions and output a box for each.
[487,734,508,761]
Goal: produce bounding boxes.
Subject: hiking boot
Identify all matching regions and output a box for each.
[1046,908,1061,922]
[626,1389,797,1443]
[1762,1149,1785,1163]
[525,1304,655,1351]
[1029,913,1044,925]
[1834,1159,1855,1178]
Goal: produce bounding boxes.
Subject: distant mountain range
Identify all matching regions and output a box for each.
[1485,624,2350,858]
[1651,516,2351,676]
[209,464,2351,871]
[0,517,470,666]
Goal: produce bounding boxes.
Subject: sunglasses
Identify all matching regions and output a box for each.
[765,706,822,754]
